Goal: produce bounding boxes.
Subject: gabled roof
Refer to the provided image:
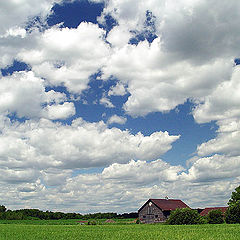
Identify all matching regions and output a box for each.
[138,199,190,212]
[200,207,228,216]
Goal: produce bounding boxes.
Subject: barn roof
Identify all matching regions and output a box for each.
[200,207,228,216]
[138,198,190,212]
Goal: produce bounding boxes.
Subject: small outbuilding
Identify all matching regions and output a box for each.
[200,207,228,216]
[138,198,190,223]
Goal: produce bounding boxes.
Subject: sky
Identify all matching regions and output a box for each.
[0,0,240,213]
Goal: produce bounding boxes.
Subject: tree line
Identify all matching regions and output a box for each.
[0,206,137,220]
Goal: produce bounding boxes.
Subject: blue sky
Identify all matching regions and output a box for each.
[0,0,240,213]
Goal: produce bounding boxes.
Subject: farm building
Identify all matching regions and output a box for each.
[138,198,190,223]
[200,207,228,216]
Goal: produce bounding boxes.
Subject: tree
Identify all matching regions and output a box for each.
[228,186,240,206]
[0,205,6,212]
[206,209,224,224]
[225,202,240,224]
[166,208,204,225]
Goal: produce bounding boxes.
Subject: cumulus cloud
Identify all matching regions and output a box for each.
[0,71,45,118]
[18,22,111,94]
[2,158,237,213]
[102,39,232,116]
[43,102,76,120]
[108,83,127,96]
[0,71,75,120]
[181,155,240,183]
[107,115,127,125]
[0,0,61,35]
[100,97,115,108]
[0,117,179,170]
[102,159,183,183]
[193,65,240,123]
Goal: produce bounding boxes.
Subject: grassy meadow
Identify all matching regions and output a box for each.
[0,221,240,240]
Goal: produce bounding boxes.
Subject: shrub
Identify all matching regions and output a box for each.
[136,218,140,224]
[206,209,224,224]
[87,220,97,225]
[166,208,204,225]
[225,202,240,224]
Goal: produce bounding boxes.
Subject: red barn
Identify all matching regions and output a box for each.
[138,198,190,223]
[200,207,228,216]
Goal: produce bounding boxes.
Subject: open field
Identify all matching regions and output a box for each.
[0,223,240,240]
[0,218,135,225]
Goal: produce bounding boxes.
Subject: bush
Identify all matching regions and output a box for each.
[206,209,224,224]
[225,202,240,224]
[136,218,140,224]
[166,208,204,225]
[87,220,97,225]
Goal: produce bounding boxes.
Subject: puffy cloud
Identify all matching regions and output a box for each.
[99,0,240,119]
[100,97,115,108]
[45,90,67,104]
[0,151,238,212]
[18,22,111,94]
[197,131,240,158]
[0,71,75,120]
[0,117,179,170]
[196,118,240,158]
[102,159,183,183]
[43,102,76,120]
[193,65,240,123]
[102,39,232,116]
[108,83,127,96]
[107,115,127,125]
[0,71,45,118]
[181,155,240,183]
[0,168,39,184]
[0,0,61,35]
[106,25,133,48]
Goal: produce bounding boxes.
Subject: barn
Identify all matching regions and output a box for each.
[138,198,190,223]
[200,207,228,216]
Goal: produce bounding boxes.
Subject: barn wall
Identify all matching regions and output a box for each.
[138,202,167,223]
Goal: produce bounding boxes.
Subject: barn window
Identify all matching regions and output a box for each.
[147,206,153,214]
[155,215,158,218]
[143,216,146,218]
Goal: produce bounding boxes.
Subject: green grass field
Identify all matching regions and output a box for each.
[0,222,240,240]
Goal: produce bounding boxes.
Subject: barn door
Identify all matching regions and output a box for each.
[146,214,154,223]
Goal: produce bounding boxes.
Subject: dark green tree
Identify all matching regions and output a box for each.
[206,209,224,224]
[166,208,204,225]
[225,202,240,224]
[228,186,240,206]
[0,205,6,212]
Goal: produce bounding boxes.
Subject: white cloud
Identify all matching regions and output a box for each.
[0,71,76,120]
[102,159,183,182]
[45,90,67,104]
[108,83,127,96]
[102,39,232,116]
[181,154,240,183]
[196,118,240,158]
[4,27,26,38]
[18,22,111,94]
[193,65,240,123]
[0,0,61,35]
[0,71,45,118]
[1,158,235,213]
[107,115,127,125]
[0,117,179,170]
[43,102,76,120]
[107,25,133,48]
[100,97,115,108]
